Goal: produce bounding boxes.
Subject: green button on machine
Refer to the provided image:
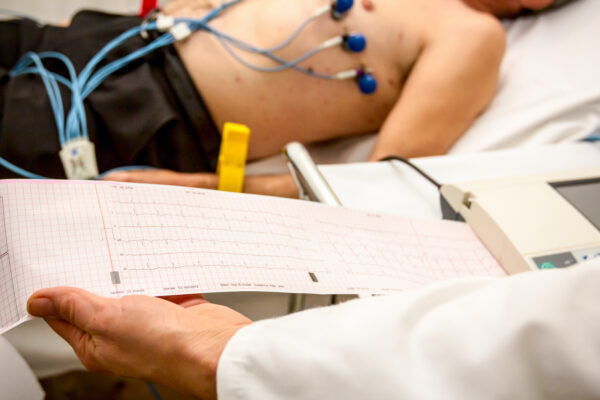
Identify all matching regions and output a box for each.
[533,252,577,270]
[538,262,556,270]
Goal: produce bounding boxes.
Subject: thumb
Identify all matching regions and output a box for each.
[27,287,104,331]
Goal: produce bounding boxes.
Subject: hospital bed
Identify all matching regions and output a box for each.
[1,0,600,381]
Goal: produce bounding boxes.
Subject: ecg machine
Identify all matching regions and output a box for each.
[440,168,600,274]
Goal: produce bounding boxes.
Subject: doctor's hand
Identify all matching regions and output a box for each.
[27,287,252,400]
[104,168,299,198]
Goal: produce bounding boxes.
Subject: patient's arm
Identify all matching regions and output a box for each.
[162,0,219,14]
[462,0,554,17]
[369,12,506,161]
[103,170,299,198]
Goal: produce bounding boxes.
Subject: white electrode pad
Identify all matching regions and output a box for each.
[59,138,99,180]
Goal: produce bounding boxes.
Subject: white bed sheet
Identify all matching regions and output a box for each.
[451,0,600,152]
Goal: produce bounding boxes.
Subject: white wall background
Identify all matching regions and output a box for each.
[0,0,143,24]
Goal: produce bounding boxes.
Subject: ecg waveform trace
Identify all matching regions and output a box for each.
[95,183,504,296]
[0,180,506,334]
[0,196,18,331]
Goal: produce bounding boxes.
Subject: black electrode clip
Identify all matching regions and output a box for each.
[140,8,163,42]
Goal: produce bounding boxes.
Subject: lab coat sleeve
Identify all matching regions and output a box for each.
[217,260,600,400]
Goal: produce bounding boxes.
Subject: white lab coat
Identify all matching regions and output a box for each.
[217,259,600,399]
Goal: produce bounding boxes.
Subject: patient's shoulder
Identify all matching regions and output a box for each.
[424,2,506,55]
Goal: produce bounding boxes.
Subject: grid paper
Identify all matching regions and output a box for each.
[0,180,506,333]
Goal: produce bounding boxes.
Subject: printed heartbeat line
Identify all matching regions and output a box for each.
[124,261,328,273]
[111,199,303,220]
[111,234,310,251]
[111,210,303,229]
[118,249,321,263]
[113,225,311,241]
[318,218,476,242]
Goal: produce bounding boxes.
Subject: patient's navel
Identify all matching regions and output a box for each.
[361,0,374,12]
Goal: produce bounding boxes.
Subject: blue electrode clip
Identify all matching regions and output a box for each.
[357,70,377,94]
[344,33,366,52]
[332,0,354,19]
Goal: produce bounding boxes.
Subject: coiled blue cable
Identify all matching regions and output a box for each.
[11,53,67,143]
[3,0,358,179]
[11,52,86,145]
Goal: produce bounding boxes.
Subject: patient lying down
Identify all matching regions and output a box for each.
[0,0,519,196]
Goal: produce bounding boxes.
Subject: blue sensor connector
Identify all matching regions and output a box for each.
[345,33,366,52]
[358,74,377,94]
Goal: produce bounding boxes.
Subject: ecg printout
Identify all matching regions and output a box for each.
[0,180,506,333]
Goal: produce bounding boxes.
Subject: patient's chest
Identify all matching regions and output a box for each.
[168,0,424,159]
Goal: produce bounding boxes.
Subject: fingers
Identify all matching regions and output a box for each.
[44,317,105,372]
[45,317,83,343]
[104,169,219,189]
[244,174,299,198]
[103,170,163,184]
[27,287,105,331]
[44,317,87,353]
[102,170,157,183]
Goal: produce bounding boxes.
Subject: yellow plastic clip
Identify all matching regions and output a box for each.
[217,122,251,192]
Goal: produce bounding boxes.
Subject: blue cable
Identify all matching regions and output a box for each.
[583,134,600,142]
[185,5,318,54]
[77,25,148,89]
[11,25,168,145]
[77,0,238,96]
[83,34,174,97]
[80,0,241,100]
[7,0,329,149]
[11,51,86,144]
[13,67,74,88]
[11,53,67,144]
[209,27,337,79]
[2,0,349,179]
[146,382,163,400]
[0,157,48,179]
[200,0,243,23]
[11,67,87,144]
[259,16,320,53]
[582,126,600,142]
[216,35,331,73]
[40,52,87,141]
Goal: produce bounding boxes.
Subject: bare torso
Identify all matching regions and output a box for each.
[163,0,437,160]
[104,0,503,194]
